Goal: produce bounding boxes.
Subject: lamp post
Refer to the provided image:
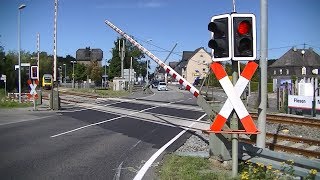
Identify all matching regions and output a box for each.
[146,59,149,84]
[63,64,66,83]
[104,59,107,88]
[312,69,319,117]
[71,61,76,88]
[145,39,152,84]
[18,4,26,103]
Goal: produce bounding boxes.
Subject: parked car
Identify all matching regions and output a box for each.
[157,82,168,91]
[178,84,186,90]
[151,80,159,88]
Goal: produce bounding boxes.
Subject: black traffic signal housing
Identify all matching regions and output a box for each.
[208,14,231,61]
[30,66,38,80]
[231,13,256,61]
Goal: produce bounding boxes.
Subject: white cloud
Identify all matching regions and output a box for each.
[96,0,165,9]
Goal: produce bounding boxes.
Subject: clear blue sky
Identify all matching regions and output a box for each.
[1,0,319,70]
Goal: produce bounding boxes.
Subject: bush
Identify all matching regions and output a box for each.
[250,82,273,93]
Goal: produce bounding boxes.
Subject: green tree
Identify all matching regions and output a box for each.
[87,60,102,84]
[75,63,87,82]
[108,37,145,80]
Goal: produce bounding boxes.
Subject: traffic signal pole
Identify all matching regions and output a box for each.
[231,60,239,177]
[256,0,268,148]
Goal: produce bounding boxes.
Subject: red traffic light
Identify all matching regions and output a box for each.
[237,21,251,35]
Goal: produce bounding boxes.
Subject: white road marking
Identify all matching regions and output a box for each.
[51,105,159,138]
[51,96,184,138]
[114,161,123,180]
[133,113,207,180]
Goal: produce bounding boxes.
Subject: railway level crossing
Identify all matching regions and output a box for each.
[105,15,259,177]
[105,18,259,134]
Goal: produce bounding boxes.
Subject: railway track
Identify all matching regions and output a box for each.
[250,113,320,128]
[240,134,320,158]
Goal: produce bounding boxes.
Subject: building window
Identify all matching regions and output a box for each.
[286,69,289,75]
[280,69,282,75]
[273,70,276,75]
[200,54,203,57]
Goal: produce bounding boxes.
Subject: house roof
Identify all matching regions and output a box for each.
[269,48,320,68]
[173,47,210,75]
[76,47,103,61]
[176,47,209,68]
[169,62,179,69]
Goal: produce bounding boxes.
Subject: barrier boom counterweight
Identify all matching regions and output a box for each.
[105,20,199,98]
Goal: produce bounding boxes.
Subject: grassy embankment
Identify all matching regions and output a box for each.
[0,89,32,108]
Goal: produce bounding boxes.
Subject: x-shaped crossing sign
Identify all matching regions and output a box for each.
[210,61,259,134]
[27,79,38,99]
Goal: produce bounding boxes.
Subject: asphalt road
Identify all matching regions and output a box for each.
[0,88,208,180]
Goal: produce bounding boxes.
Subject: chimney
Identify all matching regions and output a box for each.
[293,46,297,51]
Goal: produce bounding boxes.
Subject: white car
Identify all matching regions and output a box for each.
[157,82,168,91]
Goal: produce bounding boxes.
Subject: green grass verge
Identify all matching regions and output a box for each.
[156,154,235,180]
[0,89,32,108]
[250,82,273,93]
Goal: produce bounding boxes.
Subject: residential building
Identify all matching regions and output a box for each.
[269,47,320,78]
[173,47,211,84]
[76,47,103,66]
[269,47,320,92]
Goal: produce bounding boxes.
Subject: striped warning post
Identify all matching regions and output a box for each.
[105,20,199,98]
[210,62,259,133]
[27,79,39,99]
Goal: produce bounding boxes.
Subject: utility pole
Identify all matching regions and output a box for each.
[257,0,268,148]
[130,57,133,93]
[37,33,40,82]
[53,0,58,82]
[104,59,107,88]
[119,39,125,78]
[231,1,239,177]
[146,59,149,84]
[18,4,26,103]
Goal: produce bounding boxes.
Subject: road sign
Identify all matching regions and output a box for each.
[209,61,259,134]
[0,74,6,82]
[27,79,38,99]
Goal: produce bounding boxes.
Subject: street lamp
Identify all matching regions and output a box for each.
[71,61,76,88]
[145,39,152,84]
[18,4,26,103]
[63,64,66,83]
[312,69,319,117]
[104,59,107,88]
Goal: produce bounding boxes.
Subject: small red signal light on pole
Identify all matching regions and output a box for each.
[30,66,38,80]
[237,21,251,35]
[231,13,256,61]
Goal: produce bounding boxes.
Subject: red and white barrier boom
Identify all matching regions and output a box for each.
[105,20,259,134]
[105,20,199,98]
